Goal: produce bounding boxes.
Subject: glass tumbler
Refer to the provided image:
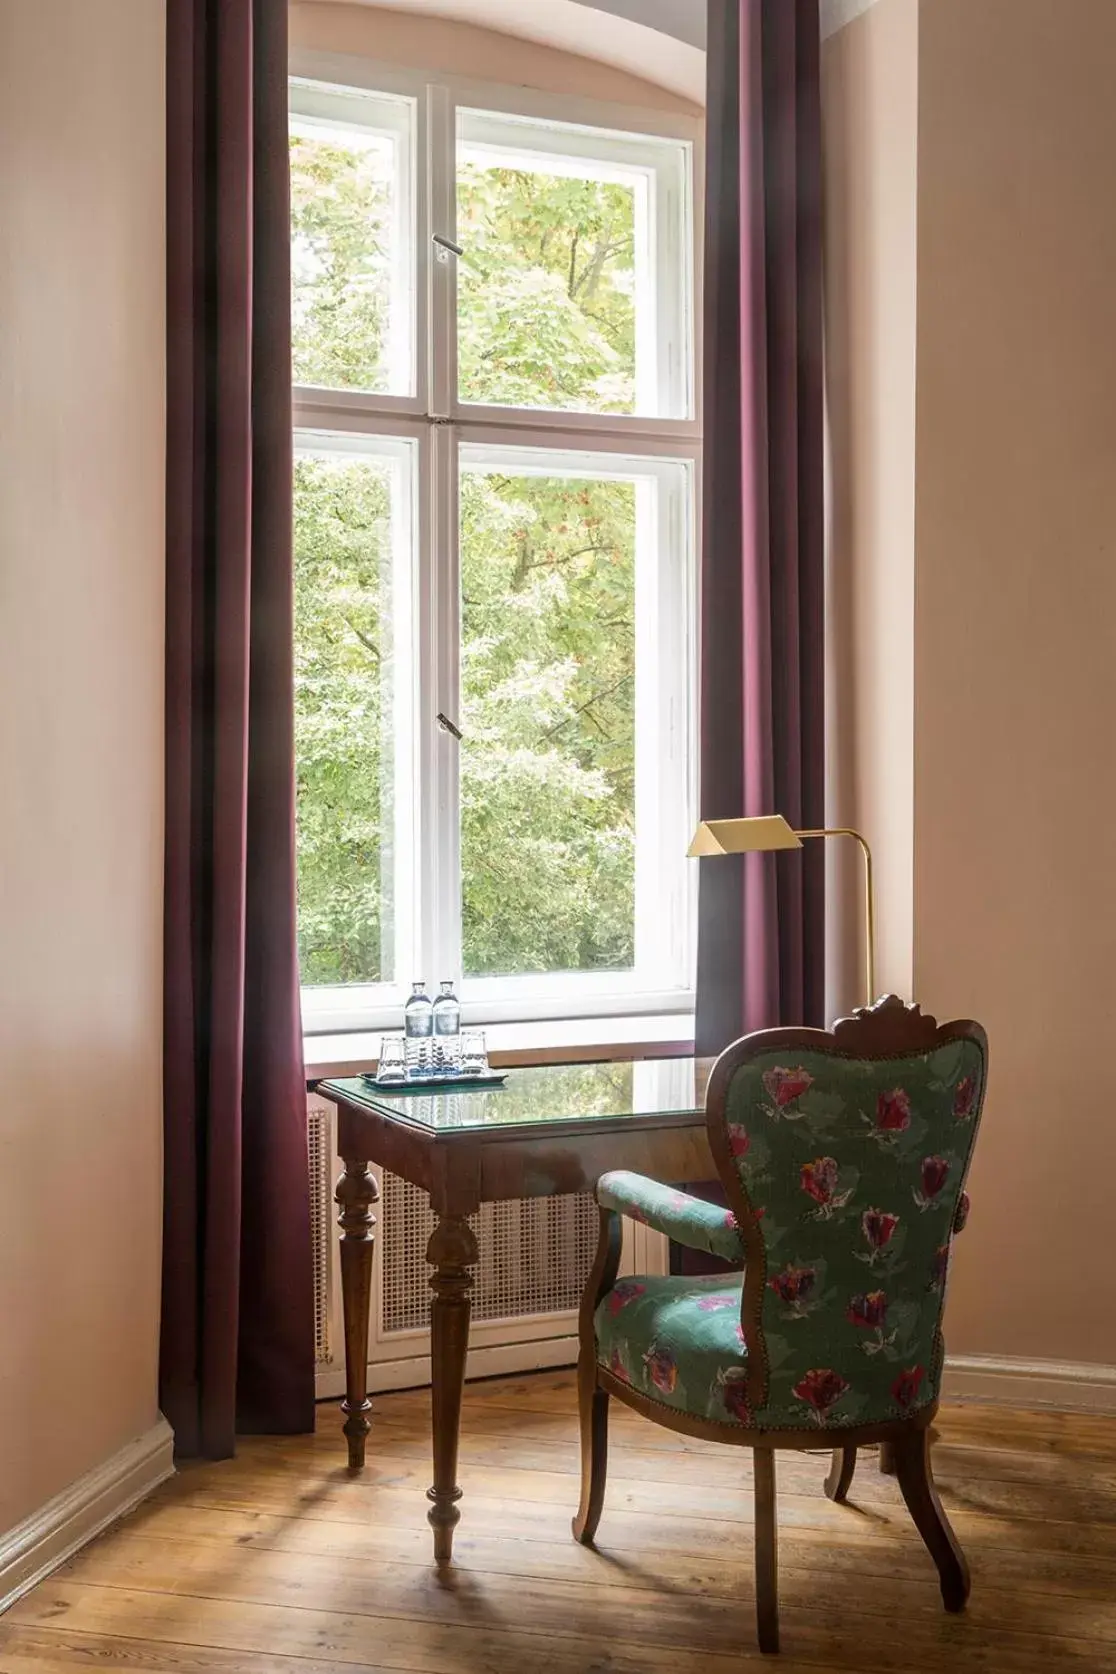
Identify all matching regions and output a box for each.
[377,1035,408,1083]
[459,1030,488,1078]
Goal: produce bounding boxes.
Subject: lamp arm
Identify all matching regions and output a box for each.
[794,828,876,1008]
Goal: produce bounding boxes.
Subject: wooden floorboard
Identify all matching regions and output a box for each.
[4,1371,1116,1672]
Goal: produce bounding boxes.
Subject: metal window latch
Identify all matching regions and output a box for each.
[432,233,463,264]
[436,711,463,740]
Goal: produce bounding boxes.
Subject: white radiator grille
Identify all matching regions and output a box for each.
[307,1102,334,1366]
[380,1169,599,1336]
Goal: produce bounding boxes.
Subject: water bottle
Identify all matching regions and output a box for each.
[432,980,460,1075]
[404,981,433,1075]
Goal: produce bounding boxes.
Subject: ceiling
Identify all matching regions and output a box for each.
[578,0,706,50]
[300,1,878,103]
[308,0,707,102]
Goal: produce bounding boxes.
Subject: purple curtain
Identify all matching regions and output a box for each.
[695,0,825,1058]
[162,0,315,1458]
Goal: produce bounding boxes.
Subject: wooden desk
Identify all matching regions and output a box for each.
[317,1058,714,1562]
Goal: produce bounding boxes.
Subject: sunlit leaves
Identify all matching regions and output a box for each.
[457,164,637,412]
[460,471,635,975]
[291,131,396,392]
[294,456,393,984]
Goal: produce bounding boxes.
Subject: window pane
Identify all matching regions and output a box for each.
[290,99,411,395]
[457,154,638,414]
[294,447,407,985]
[459,464,636,976]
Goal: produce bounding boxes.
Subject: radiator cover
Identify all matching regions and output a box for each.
[307,1091,664,1395]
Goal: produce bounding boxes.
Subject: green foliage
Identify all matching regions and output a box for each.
[457,163,637,413]
[460,471,635,975]
[292,136,639,987]
[294,455,393,984]
[291,130,395,392]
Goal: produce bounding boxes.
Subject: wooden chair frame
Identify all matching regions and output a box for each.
[572,997,986,1654]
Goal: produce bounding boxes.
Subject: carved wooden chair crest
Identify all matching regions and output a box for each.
[573,995,987,1653]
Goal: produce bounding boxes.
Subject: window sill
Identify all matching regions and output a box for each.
[304,1011,696,1082]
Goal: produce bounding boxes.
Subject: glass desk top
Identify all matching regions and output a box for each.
[320,1056,712,1134]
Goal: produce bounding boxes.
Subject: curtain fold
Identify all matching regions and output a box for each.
[695,0,826,1058]
[162,0,315,1459]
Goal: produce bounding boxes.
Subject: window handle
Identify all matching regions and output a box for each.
[436,711,463,740]
[432,232,463,262]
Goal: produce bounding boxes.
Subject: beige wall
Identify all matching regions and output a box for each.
[822,0,919,1014]
[291,0,702,113]
[825,0,1116,1365]
[0,0,165,1532]
[914,0,1116,1362]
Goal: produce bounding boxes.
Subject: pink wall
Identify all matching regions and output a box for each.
[0,0,165,1532]
[822,0,919,1017]
[914,0,1116,1363]
[825,0,1116,1368]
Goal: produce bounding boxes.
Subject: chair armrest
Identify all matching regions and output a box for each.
[953,1190,971,1235]
[596,1170,746,1263]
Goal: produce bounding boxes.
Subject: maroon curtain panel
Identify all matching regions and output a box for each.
[162,0,315,1458]
[695,0,825,1058]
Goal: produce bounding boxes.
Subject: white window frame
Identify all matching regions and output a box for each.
[289,79,422,410]
[293,427,424,1010]
[292,52,702,1037]
[455,105,693,421]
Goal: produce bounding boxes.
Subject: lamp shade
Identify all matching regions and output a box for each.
[687,815,804,858]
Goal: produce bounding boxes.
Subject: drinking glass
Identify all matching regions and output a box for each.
[377,1035,407,1083]
[405,1034,432,1077]
[434,1034,462,1078]
[459,1030,488,1078]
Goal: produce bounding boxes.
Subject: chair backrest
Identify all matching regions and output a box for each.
[706,996,987,1434]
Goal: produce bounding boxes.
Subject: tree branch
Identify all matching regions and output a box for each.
[344,619,381,661]
[566,228,581,299]
[571,225,626,302]
[537,671,633,743]
[519,542,614,575]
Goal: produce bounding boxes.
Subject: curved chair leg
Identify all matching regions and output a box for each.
[878,1441,897,1475]
[824,1444,857,1503]
[892,1429,971,1612]
[572,1366,609,1545]
[572,1208,621,1547]
[753,1448,779,1654]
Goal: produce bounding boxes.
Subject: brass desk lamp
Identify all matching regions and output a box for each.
[688,815,876,1008]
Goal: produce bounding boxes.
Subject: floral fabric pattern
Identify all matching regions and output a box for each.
[596,1170,746,1263]
[593,1034,986,1435]
[594,1272,753,1425]
[725,1036,986,1430]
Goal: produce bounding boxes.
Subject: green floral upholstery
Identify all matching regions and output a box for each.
[594,1036,985,1434]
[597,1171,746,1263]
[595,1273,751,1424]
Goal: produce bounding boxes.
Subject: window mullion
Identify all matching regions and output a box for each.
[426,82,456,420]
[430,422,462,989]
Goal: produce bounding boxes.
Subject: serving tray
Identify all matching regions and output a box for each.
[360,1069,508,1092]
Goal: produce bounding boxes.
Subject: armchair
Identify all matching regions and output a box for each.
[573,996,988,1655]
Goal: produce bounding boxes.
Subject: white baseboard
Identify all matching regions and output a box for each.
[0,1418,175,1614]
[316,1334,579,1399]
[318,1348,1116,1412]
[944,1354,1116,1415]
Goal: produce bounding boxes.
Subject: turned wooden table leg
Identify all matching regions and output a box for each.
[426,1213,478,1564]
[336,1155,378,1470]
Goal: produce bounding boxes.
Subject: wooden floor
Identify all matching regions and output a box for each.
[4,1371,1116,1672]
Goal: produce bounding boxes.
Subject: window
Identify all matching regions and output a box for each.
[291,62,699,1034]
